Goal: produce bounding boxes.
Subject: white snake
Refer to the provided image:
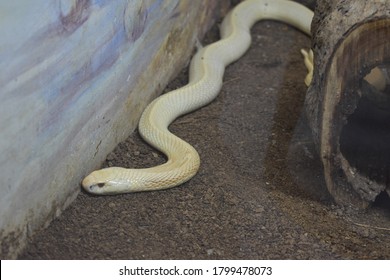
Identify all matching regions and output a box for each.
[82,0,386,195]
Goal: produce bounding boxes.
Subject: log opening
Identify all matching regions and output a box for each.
[340,66,390,192]
[305,0,390,208]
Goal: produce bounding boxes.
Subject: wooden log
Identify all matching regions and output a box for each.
[305,0,390,208]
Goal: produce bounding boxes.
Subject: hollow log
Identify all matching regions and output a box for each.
[305,0,390,208]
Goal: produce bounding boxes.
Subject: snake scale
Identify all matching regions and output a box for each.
[82,0,386,195]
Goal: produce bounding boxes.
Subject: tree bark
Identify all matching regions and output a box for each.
[305,0,390,208]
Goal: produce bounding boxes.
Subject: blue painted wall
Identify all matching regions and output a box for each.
[0,0,228,258]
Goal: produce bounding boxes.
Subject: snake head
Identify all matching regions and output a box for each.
[82,167,131,195]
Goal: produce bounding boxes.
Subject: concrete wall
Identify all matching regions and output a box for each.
[0,0,229,259]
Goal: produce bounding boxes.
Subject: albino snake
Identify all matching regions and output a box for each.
[82,0,386,195]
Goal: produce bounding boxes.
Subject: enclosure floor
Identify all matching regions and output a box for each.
[20,13,390,260]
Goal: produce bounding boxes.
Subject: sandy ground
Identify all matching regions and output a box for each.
[20,1,390,259]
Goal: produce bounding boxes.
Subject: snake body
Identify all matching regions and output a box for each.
[82,0,314,194]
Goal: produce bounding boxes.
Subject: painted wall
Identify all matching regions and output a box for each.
[0,0,229,258]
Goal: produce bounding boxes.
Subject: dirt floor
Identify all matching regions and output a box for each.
[20,2,390,259]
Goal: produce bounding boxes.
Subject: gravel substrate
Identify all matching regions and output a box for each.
[20,1,390,259]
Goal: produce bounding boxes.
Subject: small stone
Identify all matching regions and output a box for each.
[206,249,214,256]
[108,202,116,208]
